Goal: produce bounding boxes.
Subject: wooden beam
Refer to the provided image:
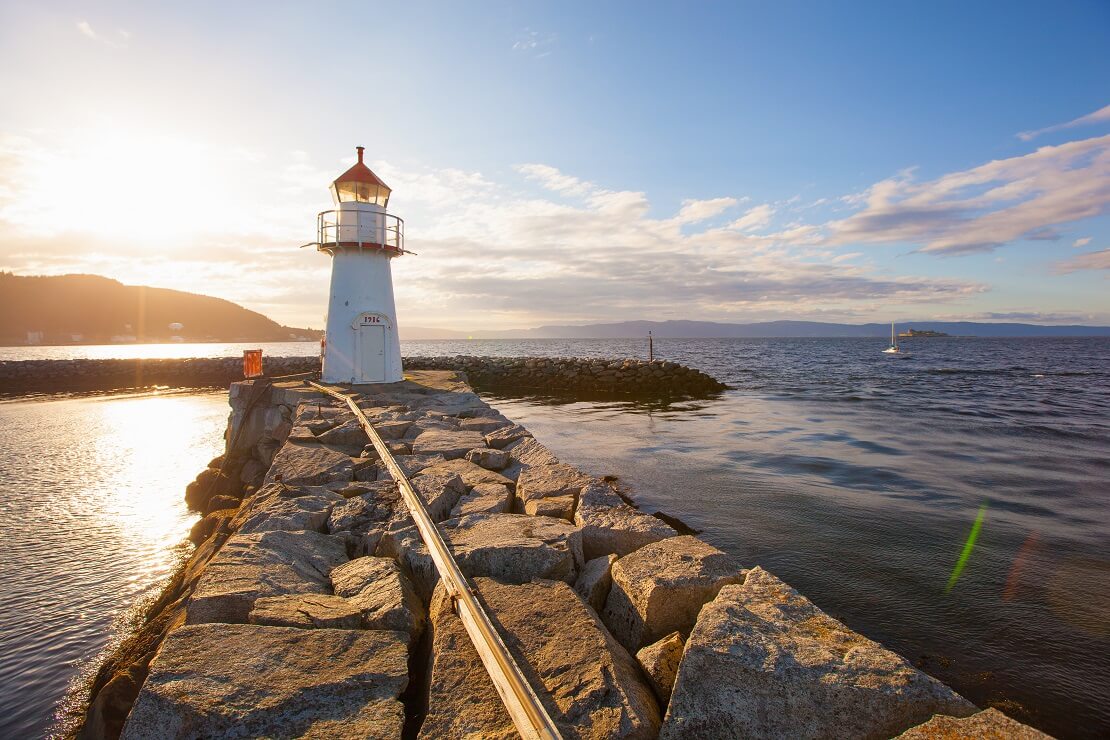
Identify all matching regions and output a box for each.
[307,382,563,740]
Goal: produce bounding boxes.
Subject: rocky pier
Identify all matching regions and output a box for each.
[75,369,1050,739]
[1,355,724,396]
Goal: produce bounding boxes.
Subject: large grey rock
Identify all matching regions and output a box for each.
[660,567,977,739]
[575,481,678,560]
[458,415,513,434]
[525,493,577,520]
[385,453,447,477]
[603,535,742,651]
[384,439,411,457]
[292,402,348,426]
[464,447,511,470]
[382,513,583,599]
[896,708,1051,739]
[248,593,363,629]
[418,458,514,489]
[263,442,354,486]
[329,556,426,638]
[414,391,486,416]
[485,423,531,449]
[420,578,660,739]
[373,419,412,440]
[411,472,466,521]
[518,463,591,514]
[235,480,344,511]
[411,429,487,459]
[186,530,348,625]
[636,631,684,706]
[451,482,512,518]
[327,481,405,555]
[505,436,560,467]
[315,418,368,447]
[237,492,340,534]
[286,425,316,442]
[575,553,617,613]
[121,624,407,739]
[401,417,458,441]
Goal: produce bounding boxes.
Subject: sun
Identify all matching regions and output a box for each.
[8,126,242,246]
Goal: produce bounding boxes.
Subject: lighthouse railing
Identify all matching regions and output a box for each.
[316,210,405,253]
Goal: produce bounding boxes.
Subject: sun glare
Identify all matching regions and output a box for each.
[8,128,245,245]
[93,393,217,565]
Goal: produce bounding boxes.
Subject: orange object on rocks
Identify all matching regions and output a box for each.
[243,349,263,378]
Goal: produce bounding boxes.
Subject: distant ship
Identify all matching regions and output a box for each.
[898,328,950,338]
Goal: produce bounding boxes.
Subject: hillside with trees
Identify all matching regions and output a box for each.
[0,273,321,345]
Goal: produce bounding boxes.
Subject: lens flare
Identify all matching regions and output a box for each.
[947,502,988,593]
[1003,530,1041,601]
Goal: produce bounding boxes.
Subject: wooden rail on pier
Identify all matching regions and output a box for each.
[307,381,563,740]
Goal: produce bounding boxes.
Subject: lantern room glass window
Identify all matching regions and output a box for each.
[331,180,391,207]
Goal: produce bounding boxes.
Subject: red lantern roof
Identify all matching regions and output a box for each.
[333,146,389,189]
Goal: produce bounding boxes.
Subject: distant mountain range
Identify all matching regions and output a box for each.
[414,319,1110,339]
[3,273,1106,346]
[0,273,321,345]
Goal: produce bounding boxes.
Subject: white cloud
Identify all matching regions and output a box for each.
[675,197,738,224]
[1053,249,1110,274]
[0,135,990,329]
[511,30,557,56]
[515,163,596,197]
[827,135,1110,254]
[1017,103,1110,142]
[1073,236,1091,247]
[730,204,775,232]
[934,310,1098,323]
[76,20,129,48]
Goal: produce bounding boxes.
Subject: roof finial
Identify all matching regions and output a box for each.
[356,146,365,164]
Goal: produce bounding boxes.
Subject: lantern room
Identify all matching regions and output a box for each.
[330,146,391,207]
[312,146,405,255]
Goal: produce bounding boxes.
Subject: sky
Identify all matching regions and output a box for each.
[0,0,1108,330]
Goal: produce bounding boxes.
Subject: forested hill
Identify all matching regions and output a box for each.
[0,273,321,345]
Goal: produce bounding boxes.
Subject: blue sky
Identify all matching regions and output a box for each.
[0,1,1107,329]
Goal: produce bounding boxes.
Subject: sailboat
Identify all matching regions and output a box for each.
[882,321,907,355]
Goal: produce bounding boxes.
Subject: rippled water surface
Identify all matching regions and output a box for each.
[0,390,228,737]
[475,338,1110,739]
[1,337,1107,738]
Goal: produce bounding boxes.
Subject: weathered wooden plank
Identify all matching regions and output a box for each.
[307,381,562,740]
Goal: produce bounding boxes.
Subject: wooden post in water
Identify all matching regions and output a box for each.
[648,331,653,362]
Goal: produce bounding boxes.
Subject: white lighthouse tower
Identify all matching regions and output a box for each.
[311,147,407,384]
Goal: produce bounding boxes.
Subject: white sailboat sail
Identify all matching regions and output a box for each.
[883,321,902,354]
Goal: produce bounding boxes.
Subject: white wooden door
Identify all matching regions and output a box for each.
[356,325,386,382]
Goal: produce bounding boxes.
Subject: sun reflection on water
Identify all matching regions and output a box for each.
[93,395,210,564]
[0,389,229,737]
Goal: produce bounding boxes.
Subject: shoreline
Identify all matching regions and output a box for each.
[69,366,1047,739]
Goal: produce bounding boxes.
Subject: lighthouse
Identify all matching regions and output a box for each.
[311,147,406,384]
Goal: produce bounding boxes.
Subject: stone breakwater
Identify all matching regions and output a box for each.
[75,371,1050,739]
[0,355,724,396]
[0,357,320,393]
[403,355,728,395]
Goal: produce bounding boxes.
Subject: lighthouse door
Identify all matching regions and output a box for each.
[356,325,386,382]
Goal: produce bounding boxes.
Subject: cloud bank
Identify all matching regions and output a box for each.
[828,135,1110,254]
[1017,103,1110,142]
[1,127,1106,328]
[1053,249,1110,274]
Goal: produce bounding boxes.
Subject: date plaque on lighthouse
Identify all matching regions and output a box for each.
[308,147,407,384]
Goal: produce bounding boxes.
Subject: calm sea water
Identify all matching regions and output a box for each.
[0,337,1106,738]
